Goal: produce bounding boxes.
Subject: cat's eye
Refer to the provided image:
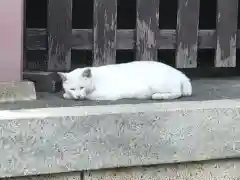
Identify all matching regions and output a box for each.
[70,88,76,91]
[80,87,84,90]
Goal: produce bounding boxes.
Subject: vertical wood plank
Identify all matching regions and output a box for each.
[176,0,200,68]
[136,0,159,61]
[215,0,238,67]
[47,0,72,71]
[93,0,117,66]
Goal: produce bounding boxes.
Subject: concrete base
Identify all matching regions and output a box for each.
[1,99,240,177]
[5,159,240,180]
[0,81,36,103]
[1,78,240,178]
[85,159,240,180]
[5,172,81,180]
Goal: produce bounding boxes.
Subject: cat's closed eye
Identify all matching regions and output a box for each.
[70,87,83,91]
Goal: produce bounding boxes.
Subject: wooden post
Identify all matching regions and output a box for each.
[47,0,72,71]
[0,0,24,81]
[136,0,159,61]
[93,0,117,66]
[215,0,238,67]
[176,0,200,68]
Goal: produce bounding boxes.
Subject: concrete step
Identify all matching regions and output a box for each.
[0,81,36,103]
[1,99,240,178]
[3,159,240,179]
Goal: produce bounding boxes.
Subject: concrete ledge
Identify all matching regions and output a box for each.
[0,81,36,103]
[4,172,81,180]
[85,159,240,180]
[1,99,240,177]
[5,159,240,180]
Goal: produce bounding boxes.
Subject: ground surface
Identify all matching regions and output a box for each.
[0,78,240,110]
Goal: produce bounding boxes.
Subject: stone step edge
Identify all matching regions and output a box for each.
[0,81,36,103]
[1,99,240,178]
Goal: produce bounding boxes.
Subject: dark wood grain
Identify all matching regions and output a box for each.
[72,29,92,50]
[136,0,159,61]
[215,0,238,67]
[176,0,200,68]
[28,29,238,50]
[47,0,72,71]
[93,0,117,66]
[26,29,47,50]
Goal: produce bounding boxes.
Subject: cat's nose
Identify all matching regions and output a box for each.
[76,94,82,99]
[77,95,85,100]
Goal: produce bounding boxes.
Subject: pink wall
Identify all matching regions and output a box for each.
[0,0,24,82]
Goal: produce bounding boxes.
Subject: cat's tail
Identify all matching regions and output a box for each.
[181,78,192,96]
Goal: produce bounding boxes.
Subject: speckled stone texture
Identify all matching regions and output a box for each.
[7,159,240,180]
[0,81,36,103]
[84,159,240,180]
[6,172,81,180]
[2,99,240,177]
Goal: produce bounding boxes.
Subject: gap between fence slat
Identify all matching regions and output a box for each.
[176,0,200,68]
[215,0,238,67]
[93,0,117,66]
[47,0,72,71]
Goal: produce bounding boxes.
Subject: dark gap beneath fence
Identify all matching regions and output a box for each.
[157,49,216,69]
[197,49,215,68]
[236,50,240,68]
[71,50,93,69]
[116,50,135,64]
[183,49,240,78]
[158,50,175,67]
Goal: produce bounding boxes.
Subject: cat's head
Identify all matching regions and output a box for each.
[57,68,95,100]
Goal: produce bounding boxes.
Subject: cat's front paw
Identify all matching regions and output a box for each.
[63,93,72,99]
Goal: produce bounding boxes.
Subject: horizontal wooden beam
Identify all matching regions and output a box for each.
[27,28,239,51]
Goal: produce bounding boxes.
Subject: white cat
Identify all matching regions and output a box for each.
[57,61,192,101]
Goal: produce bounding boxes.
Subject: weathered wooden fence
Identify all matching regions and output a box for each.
[25,0,239,91]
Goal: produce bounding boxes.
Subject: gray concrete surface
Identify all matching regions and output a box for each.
[1,98,240,177]
[0,81,36,103]
[85,159,240,180]
[6,159,240,180]
[1,78,240,178]
[6,172,81,180]
[0,77,240,110]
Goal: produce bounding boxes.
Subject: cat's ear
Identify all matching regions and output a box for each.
[57,72,68,81]
[82,68,92,78]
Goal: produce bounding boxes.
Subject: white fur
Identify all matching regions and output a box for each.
[58,61,192,101]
